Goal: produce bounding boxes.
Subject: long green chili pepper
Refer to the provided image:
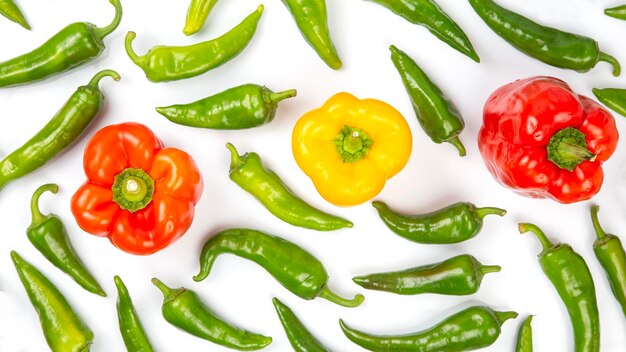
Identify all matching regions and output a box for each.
[515,315,534,352]
[372,201,506,244]
[272,297,330,352]
[390,45,467,156]
[156,84,297,129]
[11,251,94,352]
[194,228,364,307]
[125,5,263,82]
[468,0,621,76]
[115,276,154,352]
[281,0,342,69]
[28,184,105,297]
[0,69,119,192]
[519,223,600,352]
[369,0,478,62]
[353,254,500,295]
[226,143,352,231]
[0,0,122,87]
[184,0,219,35]
[340,305,517,351]
[605,5,626,20]
[593,88,626,118]
[152,278,272,350]
[0,0,29,29]
[590,205,626,316]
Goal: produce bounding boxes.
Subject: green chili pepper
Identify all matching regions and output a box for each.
[226,143,352,231]
[28,184,105,297]
[0,0,122,88]
[593,87,626,118]
[281,0,342,69]
[605,5,626,20]
[0,69,119,192]
[156,84,297,129]
[519,223,600,352]
[468,0,621,76]
[184,0,219,35]
[152,278,272,350]
[340,305,517,351]
[390,45,467,156]
[372,201,506,244]
[115,276,154,352]
[590,205,626,316]
[515,315,534,352]
[194,228,364,307]
[11,251,94,352]
[125,5,263,82]
[272,297,330,352]
[369,0,478,62]
[0,0,29,29]
[353,254,500,295]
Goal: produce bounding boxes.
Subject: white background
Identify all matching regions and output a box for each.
[0,0,625,351]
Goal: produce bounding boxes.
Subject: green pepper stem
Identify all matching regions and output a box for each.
[151,278,173,298]
[269,89,297,103]
[87,69,121,89]
[318,286,364,308]
[480,265,501,274]
[30,184,59,226]
[590,205,608,239]
[475,206,507,220]
[599,52,622,77]
[226,143,245,171]
[494,310,519,324]
[124,31,148,68]
[518,223,554,250]
[93,0,123,39]
[448,136,467,157]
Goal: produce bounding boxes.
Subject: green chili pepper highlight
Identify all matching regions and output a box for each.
[272,297,330,352]
[115,276,154,352]
[605,5,626,20]
[593,87,626,118]
[184,0,219,35]
[515,315,534,352]
[0,0,29,29]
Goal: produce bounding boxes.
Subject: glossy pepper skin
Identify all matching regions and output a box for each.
[468,0,620,76]
[114,276,154,352]
[156,84,297,129]
[11,251,94,352]
[0,0,122,87]
[593,87,626,118]
[340,305,517,351]
[353,254,500,295]
[227,143,352,231]
[184,0,219,35]
[0,70,119,192]
[515,315,534,352]
[152,278,272,350]
[28,184,105,297]
[194,228,365,307]
[372,201,506,244]
[71,122,203,255]
[272,297,330,352]
[126,5,263,82]
[0,0,29,29]
[479,77,619,203]
[519,223,600,352]
[605,5,626,20]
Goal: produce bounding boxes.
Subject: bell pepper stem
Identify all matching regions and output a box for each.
[599,52,622,77]
[590,205,608,239]
[547,127,596,171]
[93,0,123,39]
[475,206,507,220]
[318,286,364,307]
[124,31,148,68]
[480,265,501,274]
[87,69,121,89]
[269,89,297,104]
[30,184,59,227]
[448,136,467,157]
[518,223,554,251]
[494,310,519,324]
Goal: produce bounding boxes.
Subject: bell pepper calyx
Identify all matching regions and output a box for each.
[547,127,596,171]
[334,125,373,163]
[112,168,155,212]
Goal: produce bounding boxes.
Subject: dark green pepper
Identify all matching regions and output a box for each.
[152,278,272,350]
[115,276,154,352]
[194,228,364,307]
[340,305,517,351]
[593,87,626,118]
[372,200,506,244]
[272,297,330,352]
[28,183,105,297]
[605,5,626,20]
[0,0,29,29]
[184,0,219,35]
[515,315,534,352]
[156,84,297,129]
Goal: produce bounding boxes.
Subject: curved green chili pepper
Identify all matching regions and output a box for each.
[593,87,626,118]
[184,0,219,35]
[115,276,154,352]
[125,5,263,82]
[281,0,342,69]
[372,201,506,244]
[353,254,500,295]
[390,45,467,156]
[226,143,352,231]
[515,315,534,352]
[0,0,122,87]
[156,84,297,129]
[194,228,364,307]
[519,223,600,352]
[605,5,626,20]
[340,305,517,351]
[468,0,621,76]
[0,0,29,29]
[11,251,94,352]
[590,205,626,316]
[28,184,105,297]
[0,69,119,192]
[272,297,330,352]
[153,278,272,350]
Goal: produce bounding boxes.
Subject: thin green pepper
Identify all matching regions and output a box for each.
[156,84,297,129]
[519,223,600,352]
[390,45,467,156]
[194,228,364,307]
[372,201,506,244]
[0,0,122,87]
[226,143,352,231]
[340,305,517,351]
[515,315,533,352]
[152,278,272,350]
[125,5,263,82]
[28,184,105,297]
[605,5,626,20]
[593,87,626,118]
[353,254,500,295]
[590,205,626,316]
[11,250,94,352]
[0,69,119,192]
[0,0,29,29]
[272,297,330,352]
[115,276,154,352]
[184,0,219,35]
[468,0,621,76]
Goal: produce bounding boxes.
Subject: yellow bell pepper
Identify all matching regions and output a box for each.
[292,92,412,206]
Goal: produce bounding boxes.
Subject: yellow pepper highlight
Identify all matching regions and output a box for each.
[292,92,412,206]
